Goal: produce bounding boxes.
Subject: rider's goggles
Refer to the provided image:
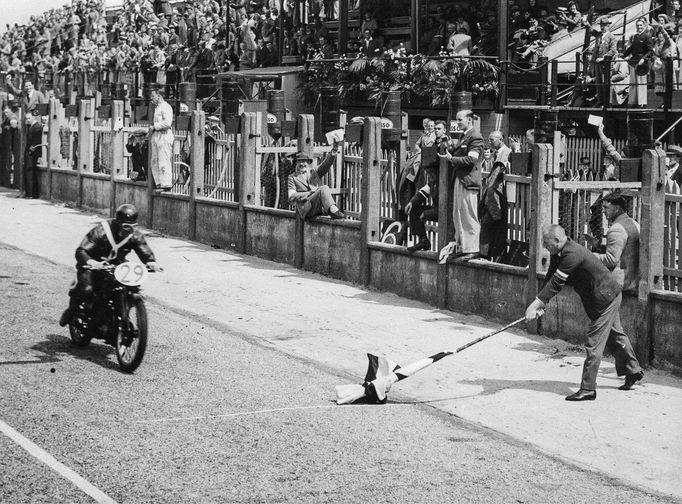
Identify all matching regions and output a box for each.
[121,223,138,232]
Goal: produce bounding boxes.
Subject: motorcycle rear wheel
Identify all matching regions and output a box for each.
[116,299,148,373]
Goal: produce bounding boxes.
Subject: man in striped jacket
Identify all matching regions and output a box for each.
[525,225,643,401]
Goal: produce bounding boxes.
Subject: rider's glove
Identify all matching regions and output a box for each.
[86,259,103,269]
[146,261,159,272]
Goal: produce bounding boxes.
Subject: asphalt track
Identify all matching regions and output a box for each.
[1,243,678,503]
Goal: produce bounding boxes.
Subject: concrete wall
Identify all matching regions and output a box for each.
[50,169,79,204]
[115,181,149,223]
[303,218,362,284]
[195,199,243,251]
[651,291,682,369]
[152,193,191,237]
[447,261,528,322]
[80,174,111,214]
[368,244,440,307]
[245,207,296,265]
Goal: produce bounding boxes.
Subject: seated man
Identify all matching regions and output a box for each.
[287,140,345,219]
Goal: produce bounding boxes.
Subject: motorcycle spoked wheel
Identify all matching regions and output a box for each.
[68,305,92,347]
[116,299,148,373]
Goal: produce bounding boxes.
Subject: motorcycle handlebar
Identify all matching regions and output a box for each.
[82,262,162,272]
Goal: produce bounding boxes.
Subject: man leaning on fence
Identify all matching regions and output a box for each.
[287,140,345,220]
[148,89,174,191]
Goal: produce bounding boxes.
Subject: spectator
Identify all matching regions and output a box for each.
[597,192,640,293]
[558,2,582,33]
[0,107,19,187]
[5,76,47,114]
[438,109,483,260]
[287,140,345,219]
[651,24,678,95]
[406,119,450,252]
[489,130,511,166]
[414,118,435,152]
[611,43,630,106]
[360,28,383,56]
[524,224,644,401]
[148,89,173,191]
[479,161,508,261]
[447,27,472,56]
[601,154,618,181]
[666,145,682,185]
[588,16,618,108]
[23,111,44,199]
[623,18,654,107]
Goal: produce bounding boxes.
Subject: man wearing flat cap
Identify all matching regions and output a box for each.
[666,145,682,185]
[287,140,345,219]
[589,16,618,107]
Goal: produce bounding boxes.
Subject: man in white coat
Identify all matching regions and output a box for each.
[149,89,174,190]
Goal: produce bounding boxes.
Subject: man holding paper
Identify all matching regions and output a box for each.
[287,139,345,219]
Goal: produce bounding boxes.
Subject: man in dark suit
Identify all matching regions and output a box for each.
[589,16,618,107]
[438,109,484,260]
[287,140,345,219]
[526,225,644,401]
[23,112,45,199]
[667,145,682,186]
[360,28,383,56]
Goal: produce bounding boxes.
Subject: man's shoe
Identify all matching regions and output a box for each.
[59,308,73,327]
[565,389,596,401]
[619,371,644,391]
[456,252,479,261]
[330,210,345,219]
[407,239,431,252]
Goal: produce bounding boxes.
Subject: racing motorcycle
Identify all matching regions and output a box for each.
[69,261,157,372]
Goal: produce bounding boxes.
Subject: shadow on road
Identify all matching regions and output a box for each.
[458,378,576,397]
[30,334,120,371]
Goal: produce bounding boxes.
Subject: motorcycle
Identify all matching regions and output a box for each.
[68,261,158,372]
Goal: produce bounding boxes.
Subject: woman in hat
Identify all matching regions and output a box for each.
[623,17,654,106]
[652,23,679,94]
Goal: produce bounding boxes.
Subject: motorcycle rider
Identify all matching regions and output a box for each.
[59,204,159,327]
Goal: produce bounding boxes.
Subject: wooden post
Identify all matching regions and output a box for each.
[338,0,349,55]
[77,99,93,208]
[15,106,25,193]
[110,100,125,217]
[550,59,559,108]
[538,57,548,106]
[636,148,666,364]
[436,149,454,310]
[664,57,674,111]
[189,109,205,241]
[239,111,261,253]
[47,98,61,200]
[603,56,612,109]
[497,0,509,65]
[360,117,382,286]
[526,143,553,335]
[294,114,315,269]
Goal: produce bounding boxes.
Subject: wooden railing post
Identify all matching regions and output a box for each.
[360,117,382,286]
[436,146,454,310]
[110,100,125,217]
[77,99,93,208]
[526,143,553,334]
[294,114,315,269]
[635,148,666,364]
[47,98,61,199]
[189,109,205,241]
[238,111,261,254]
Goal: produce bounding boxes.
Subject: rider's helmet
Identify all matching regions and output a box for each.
[115,204,139,225]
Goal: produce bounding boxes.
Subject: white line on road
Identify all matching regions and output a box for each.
[0,418,118,504]
[135,403,404,424]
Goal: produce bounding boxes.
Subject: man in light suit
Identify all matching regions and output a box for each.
[439,109,484,260]
[489,130,512,167]
[287,140,345,219]
[589,16,618,107]
[5,76,47,115]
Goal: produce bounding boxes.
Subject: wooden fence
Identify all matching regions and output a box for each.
[664,180,682,292]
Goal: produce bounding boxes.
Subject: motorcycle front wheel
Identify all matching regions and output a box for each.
[69,305,92,347]
[116,299,148,373]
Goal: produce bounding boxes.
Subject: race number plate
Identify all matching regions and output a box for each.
[114,262,148,287]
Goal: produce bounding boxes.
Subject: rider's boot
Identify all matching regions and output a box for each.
[59,296,79,327]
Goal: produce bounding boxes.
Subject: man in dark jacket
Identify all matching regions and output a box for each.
[23,112,44,198]
[525,225,644,401]
[59,204,159,326]
[438,109,483,260]
[406,120,451,252]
